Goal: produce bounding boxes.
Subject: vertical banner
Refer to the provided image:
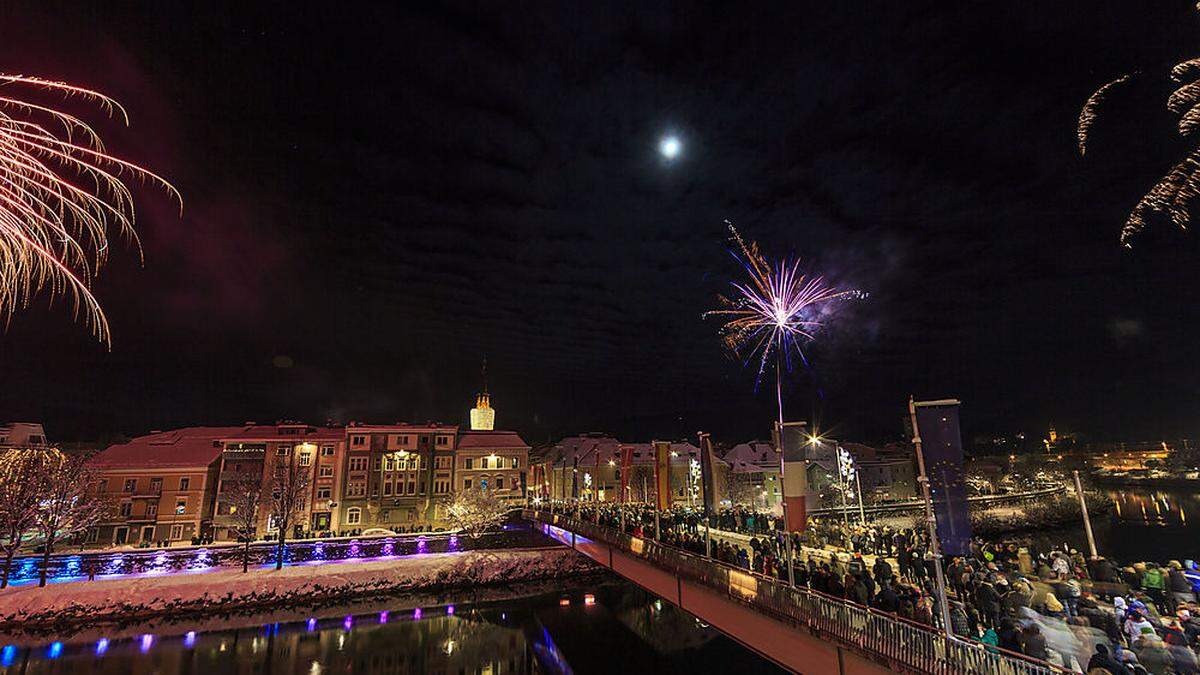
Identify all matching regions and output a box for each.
[571,456,579,500]
[653,440,672,510]
[776,422,809,532]
[619,445,633,503]
[698,432,717,515]
[912,399,972,556]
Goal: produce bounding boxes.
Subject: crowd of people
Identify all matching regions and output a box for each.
[543,499,1200,673]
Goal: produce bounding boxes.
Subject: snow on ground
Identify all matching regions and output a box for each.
[0,545,590,628]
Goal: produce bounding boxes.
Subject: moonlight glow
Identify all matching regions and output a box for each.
[659,136,681,159]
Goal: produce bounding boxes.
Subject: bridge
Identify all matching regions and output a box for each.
[524,509,1060,675]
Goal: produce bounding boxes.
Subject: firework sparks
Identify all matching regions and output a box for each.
[0,74,179,345]
[704,221,854,384]
[1077,6,1200,246]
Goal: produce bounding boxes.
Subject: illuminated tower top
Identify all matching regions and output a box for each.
[470,359,495,431]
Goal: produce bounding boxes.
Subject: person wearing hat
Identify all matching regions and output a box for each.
[1168,560,1196,609]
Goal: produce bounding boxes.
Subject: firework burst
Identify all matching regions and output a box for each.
[704,221,854,385]
[1077,7,1200,246]
[0,74,179,345]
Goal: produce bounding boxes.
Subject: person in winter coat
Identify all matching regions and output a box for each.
[1167,560,1196,607]
[998,619,1024,653]
[949,602,972,638]
[1021,623,1049,661]
[1141,563,1168,614]
[875,581,899,613]
[1088,644,1132,675]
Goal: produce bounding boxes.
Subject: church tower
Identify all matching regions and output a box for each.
[470,359,495,431]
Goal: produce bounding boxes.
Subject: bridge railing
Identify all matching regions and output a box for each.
[527,510,1064,675]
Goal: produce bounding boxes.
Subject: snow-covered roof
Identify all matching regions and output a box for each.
[456,430,529,450]
[91,426,245,470]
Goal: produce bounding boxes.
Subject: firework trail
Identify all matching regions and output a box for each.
[704,221,855,385]
[0,74,179,345]
[1078,8,1200,247]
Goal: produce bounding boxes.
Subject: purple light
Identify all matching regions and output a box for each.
[184,632,196,647]
[348,540,361,557]
[342,615,353,631]
[446,605,455,616]
[139,634,154,653]
[95,638,109,655]
[378,611,389,624]
[306,618,317,631]
[413,608,422,620]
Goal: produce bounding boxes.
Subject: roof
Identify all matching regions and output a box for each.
[222,424,345,442]
[538,435,720,467]
[456,430,529,450]
[90,426,246,470]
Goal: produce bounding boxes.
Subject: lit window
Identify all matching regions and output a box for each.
[511,457,519,469]
[123,479,136,493]
[298,453,312,467]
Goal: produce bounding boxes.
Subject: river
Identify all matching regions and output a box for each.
[0,577,785,674]
[1019,487,1200,565]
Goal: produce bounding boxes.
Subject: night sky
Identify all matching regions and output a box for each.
[2,2,1200,447]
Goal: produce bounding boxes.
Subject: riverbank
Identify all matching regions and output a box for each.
[0,546,597,634]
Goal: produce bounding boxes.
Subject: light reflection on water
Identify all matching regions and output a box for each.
[0,582,786,675]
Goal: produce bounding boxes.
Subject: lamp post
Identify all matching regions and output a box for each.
[1073,470,1098,559]
[909,397,955,637]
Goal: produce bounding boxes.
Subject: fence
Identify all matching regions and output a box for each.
[525,509,1065,675]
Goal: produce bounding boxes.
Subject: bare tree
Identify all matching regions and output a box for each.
[445,487,508,538]
[268,452,310,570]
[224,476,264,573]
[0,450,45,588]
[34,454,109,587]
[726,472,759,508]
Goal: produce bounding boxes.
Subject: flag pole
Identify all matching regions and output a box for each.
[909,396,954,637]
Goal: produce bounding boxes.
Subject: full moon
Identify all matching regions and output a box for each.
[659,136,681,159]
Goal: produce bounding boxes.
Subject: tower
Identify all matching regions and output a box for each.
[470,359,495,431]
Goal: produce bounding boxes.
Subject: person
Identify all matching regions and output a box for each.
[1134,636,1174,675]
[1021,623,1048,661]
[1168,561,1196,608]
[1124,610,1156,647]
[1142,563,1168,614]
[1088,643,1131,675]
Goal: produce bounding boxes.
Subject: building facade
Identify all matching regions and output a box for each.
[455,430,529,503]
[90,427,232,545]
[339,423,458,530]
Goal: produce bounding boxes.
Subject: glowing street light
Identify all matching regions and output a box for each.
[659,135,681,159]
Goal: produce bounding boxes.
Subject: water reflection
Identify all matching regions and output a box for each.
[0,582,785,675]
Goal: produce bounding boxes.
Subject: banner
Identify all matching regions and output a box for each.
[571,456,579,500]
[653,440,671,510]
[911,399,972,556]
[619,445,633,503]
[699,433,717,515]
[776,421,809,532]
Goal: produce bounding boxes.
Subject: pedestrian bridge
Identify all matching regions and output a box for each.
[523,509,1059,675]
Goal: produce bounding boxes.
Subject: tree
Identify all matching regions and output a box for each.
[224,476,264,573]
[268,452,310,570]
[726,472,760,508]
[0,450,45,588]
[33,454,109,587]
[445,487,508,538]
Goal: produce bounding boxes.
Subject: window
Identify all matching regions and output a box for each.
[383,481,393,496]
[349,457,368,472]
[175,498,187,514]
[436,436,448,446]
[407,481,415,494]
[169,524,184,540]
[321,445,335,456]
[435,456,450,469]
[123,479,136,493]
[511,457,520,469]
[463,479,472,490]
[316,487,332,500]
[86,528,99,543]
[346,508,362,525]
[407,458,418,470]
[119,502,132,517]
[319,466,334,478]
[179,477,191,491]
[418,480,426,494]
[98,479,108,493]
[496,477,505,490]
[464,458,473,470]
[150,477,163,493]
[351,435,365,447]
[277,445,291,456]
[434,479,450,494]
[298,452,312,467]
[400,435,410,445]
[373,457,382,470]
[347,482,366,497]
[147,503,158,517]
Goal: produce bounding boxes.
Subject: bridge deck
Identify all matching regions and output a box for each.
[526,510,1061,675]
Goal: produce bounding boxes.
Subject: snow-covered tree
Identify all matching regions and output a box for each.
[267,451,310,570]
[445,487,508,538]
[224,476,264,573]
[0,449,46,588]
[33,453,109,587]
